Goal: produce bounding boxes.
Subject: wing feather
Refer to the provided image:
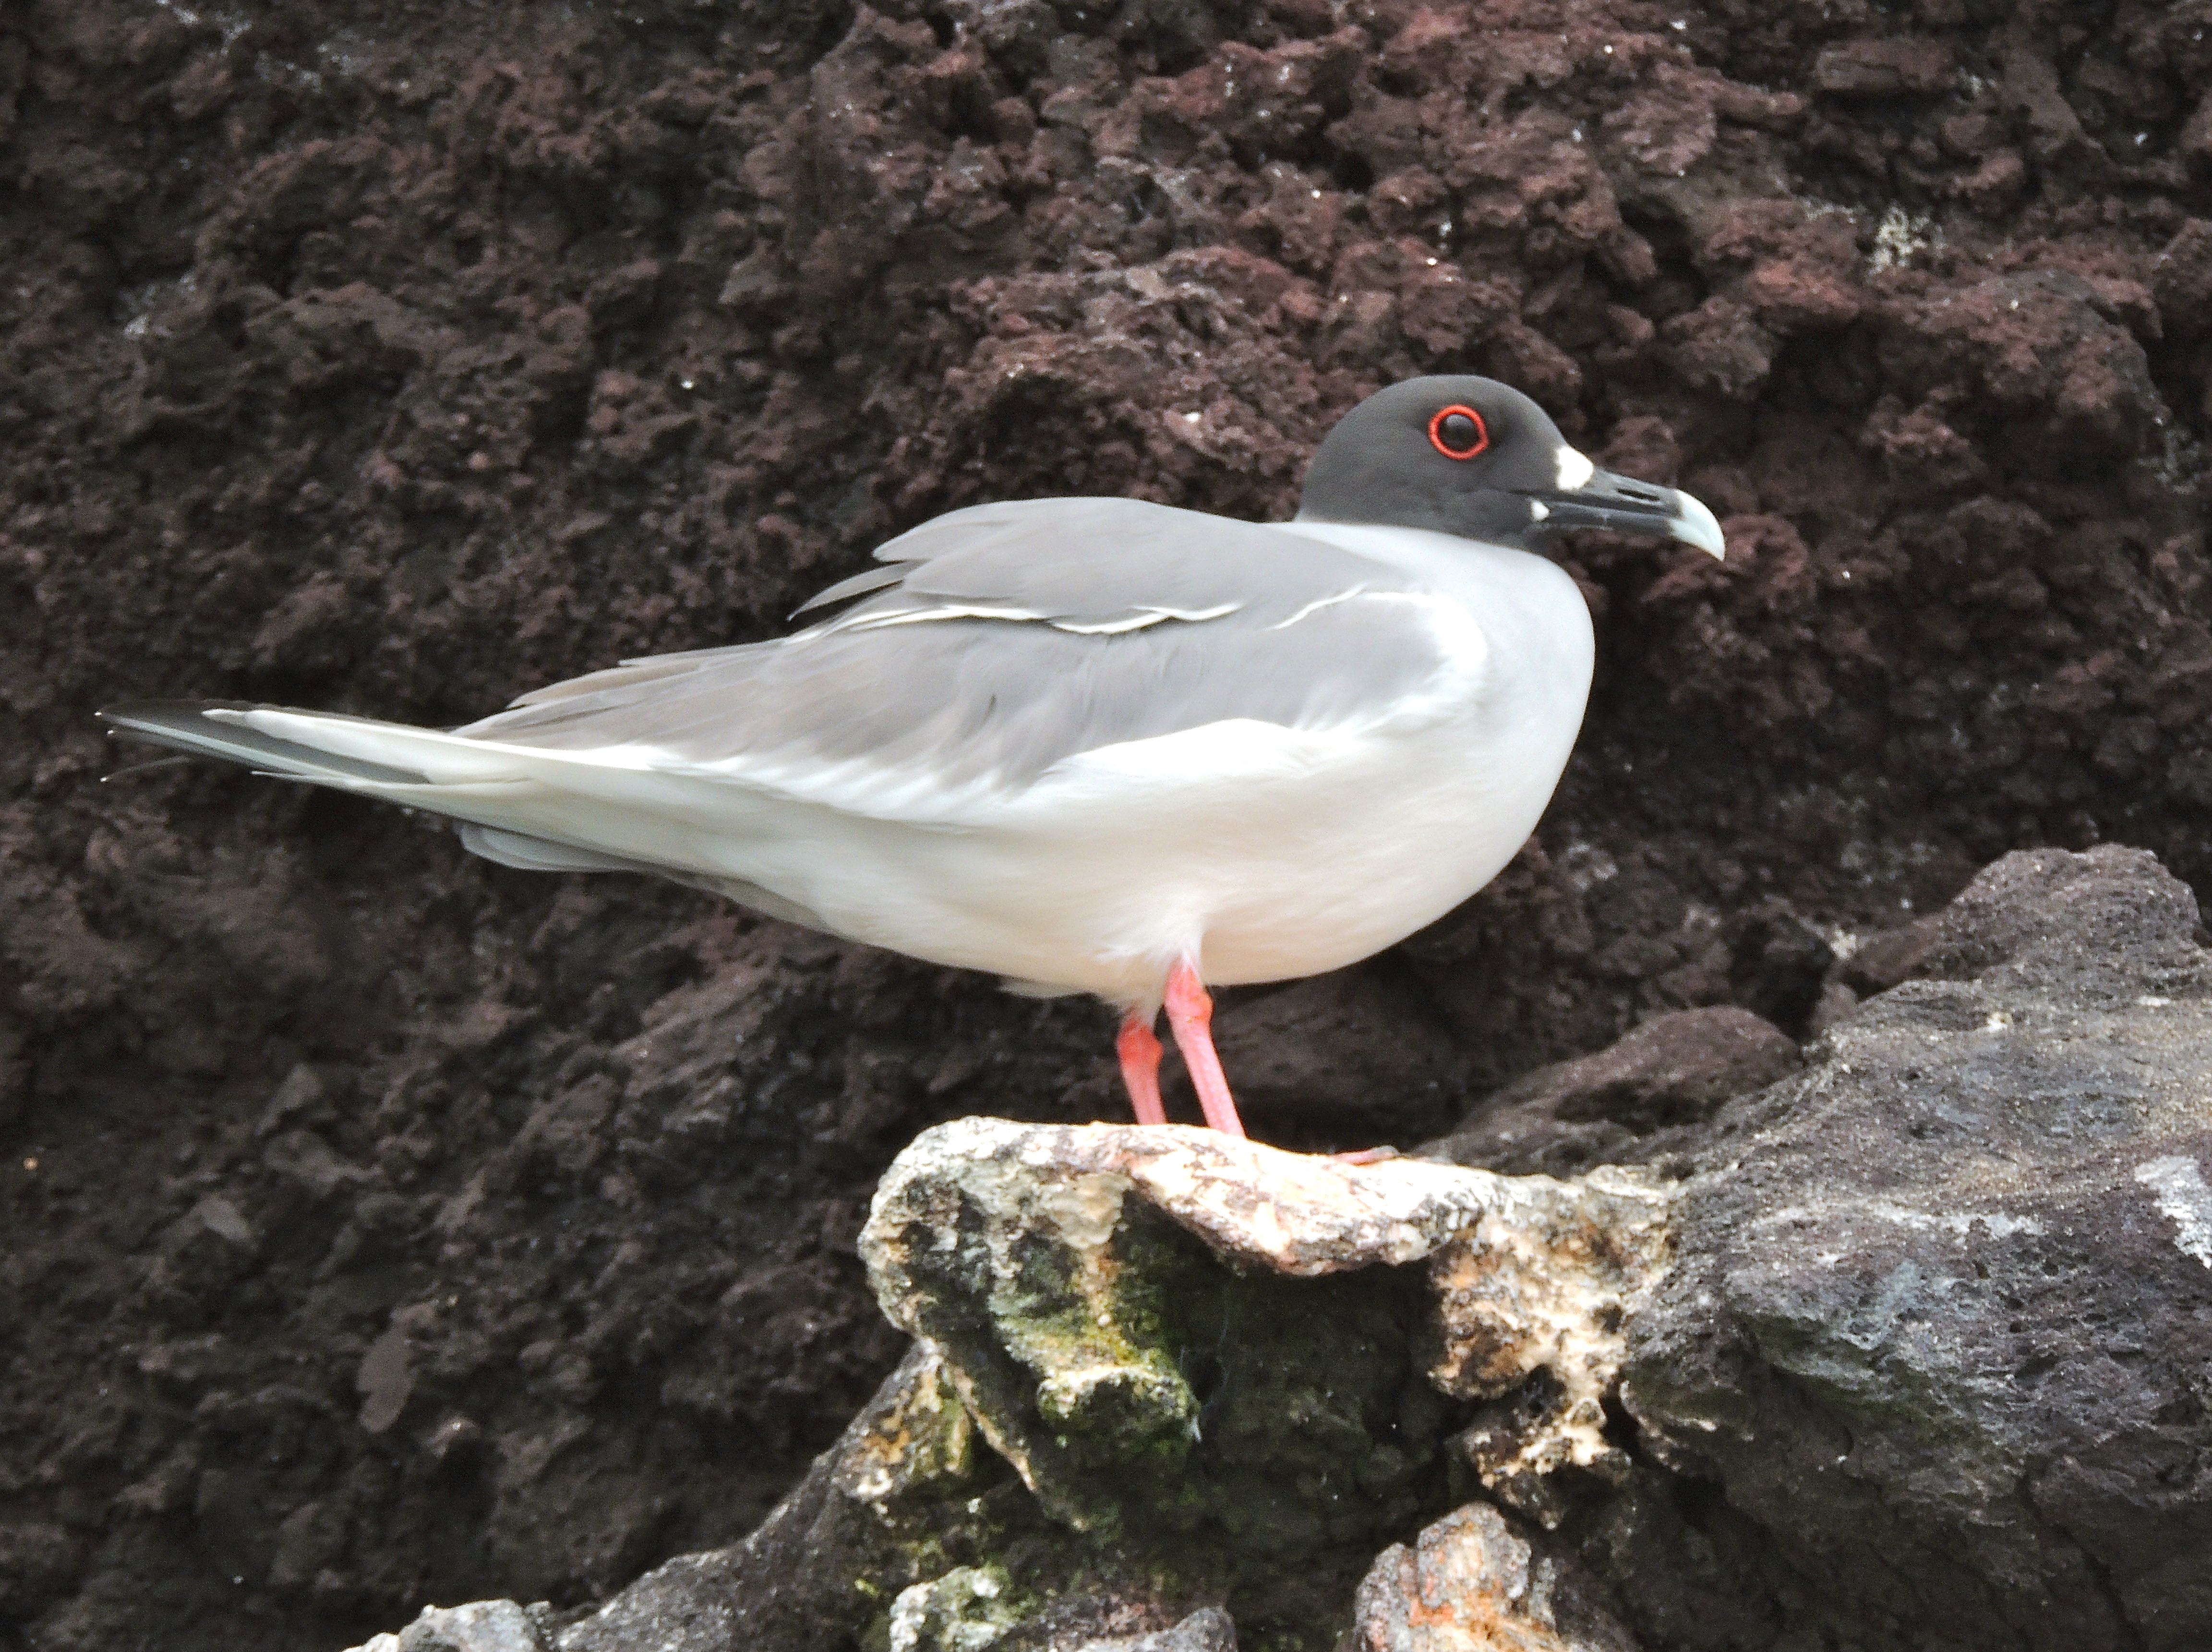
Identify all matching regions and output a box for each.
[459,499,1466,817]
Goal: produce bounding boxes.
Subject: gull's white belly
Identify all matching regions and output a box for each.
[781,709,1575,1002]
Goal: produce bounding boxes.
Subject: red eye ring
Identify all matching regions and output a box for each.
[1428,404,1490,460]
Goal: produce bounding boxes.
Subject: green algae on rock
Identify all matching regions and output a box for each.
[854,1121,1677,1648]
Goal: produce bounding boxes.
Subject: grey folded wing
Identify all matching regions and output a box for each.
[460,497,1461,812]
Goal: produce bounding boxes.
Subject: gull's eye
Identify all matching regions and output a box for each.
[1428,405,1490,460]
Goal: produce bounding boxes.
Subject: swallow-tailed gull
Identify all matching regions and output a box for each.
[103,376,1722,1140]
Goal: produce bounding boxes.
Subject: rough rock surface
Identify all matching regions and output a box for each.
[1605,844,2212,1651]
[863,1120,1672,1542]
[1346,1503,1635,1652]
[345,1121,1674,1651]
[353,1600,559,1652]
[9,0,2212,1646]
[337,846,2212,1651]
[1423,1005,1801,1177]
[1078,1610,1238,1652]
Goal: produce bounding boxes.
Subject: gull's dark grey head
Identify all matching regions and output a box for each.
[1295,375,1724,559]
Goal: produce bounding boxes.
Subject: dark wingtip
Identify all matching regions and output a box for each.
[99,698,262,727]
[94,701,428,784]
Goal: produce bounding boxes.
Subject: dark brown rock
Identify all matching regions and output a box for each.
[1424,1006,1799,1176]
[1834,913,1945,996]
[2184,95,2212,172]
[1812,39,1956,99]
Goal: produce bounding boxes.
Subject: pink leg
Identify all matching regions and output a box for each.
[1117,1012,1167,1126]
[1163,961,1248,1139]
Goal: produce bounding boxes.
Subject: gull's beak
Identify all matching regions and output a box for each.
[1518,462,1727,560]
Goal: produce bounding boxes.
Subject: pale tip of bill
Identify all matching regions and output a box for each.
[1670,489,1726,560]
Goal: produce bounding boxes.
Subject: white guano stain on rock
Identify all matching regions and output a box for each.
[1427,1165,1675,1505]
[2134,1156,2212,1268]
[1854,1198,2045,1239]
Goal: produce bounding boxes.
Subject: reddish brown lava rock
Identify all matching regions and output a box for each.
[4,0,2212,1648]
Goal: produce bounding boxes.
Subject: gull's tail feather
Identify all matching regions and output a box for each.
[98,701,434,785]
[97,699,652,874]
[95,700,832,930]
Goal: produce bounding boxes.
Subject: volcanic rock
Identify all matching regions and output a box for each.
[1612,845,2212,1649]
[1423,1005,1801,1177]
[351,1600,556,1652]
[341,846,2212,1652]
[862,1120,1673,1540]
[366,1125,1674,1651]
[1346,1503,1636,1652]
